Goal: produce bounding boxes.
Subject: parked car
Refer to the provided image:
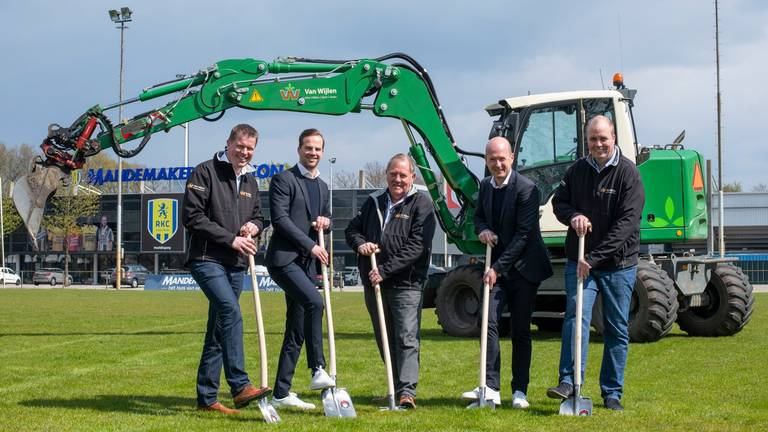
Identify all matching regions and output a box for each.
[312,270,344,289]
[343,266,360,286]
[0,267,21,286]
[33,267,72,286]
[109,264,150,288]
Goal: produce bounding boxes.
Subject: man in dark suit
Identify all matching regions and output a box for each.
[462,136,553,409]
[266,128,334,410]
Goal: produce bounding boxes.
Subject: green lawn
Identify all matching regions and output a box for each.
[0,289,765,431]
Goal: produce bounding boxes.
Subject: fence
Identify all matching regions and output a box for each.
[731,254,768,284]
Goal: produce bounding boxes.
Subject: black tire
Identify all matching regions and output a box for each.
[131,278,138,288]
[50,278,57,287]
[435,266,484,337]
[15,279,21,286]
[677,263,755,337]
[592,259,678,343]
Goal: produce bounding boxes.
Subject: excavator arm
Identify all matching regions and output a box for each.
[14,54,485,253]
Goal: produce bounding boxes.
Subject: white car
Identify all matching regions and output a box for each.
[0,267,21,286]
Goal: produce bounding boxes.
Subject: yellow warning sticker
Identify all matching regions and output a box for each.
[249,89,264,103]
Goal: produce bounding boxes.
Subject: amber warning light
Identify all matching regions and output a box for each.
[613,72,624,89]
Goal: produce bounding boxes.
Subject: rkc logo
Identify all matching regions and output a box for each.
[147,198,178,244]
[280,83,300,101]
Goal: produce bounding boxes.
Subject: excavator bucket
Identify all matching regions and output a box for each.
[13,158,69,250]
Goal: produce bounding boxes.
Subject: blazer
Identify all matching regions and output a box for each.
[265,165,330,268]
[474,171,553,284]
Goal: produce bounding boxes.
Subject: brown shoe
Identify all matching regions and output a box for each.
[197,401,240,415]
[233,384,272,408]
[398,394,416,409]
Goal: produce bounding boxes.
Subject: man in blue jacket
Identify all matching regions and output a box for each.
[266,128,334,410]
[183,123,268,414]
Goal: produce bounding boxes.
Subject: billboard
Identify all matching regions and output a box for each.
[141,193,186,253]
[144,273,281,292]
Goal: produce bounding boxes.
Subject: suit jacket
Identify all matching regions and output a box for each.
[474,171,553,283]
[265,165,330,268]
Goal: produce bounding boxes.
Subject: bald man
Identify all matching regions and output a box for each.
[547,115,644,411]
[462,137,553,409]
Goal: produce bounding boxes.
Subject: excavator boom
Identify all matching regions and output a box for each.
[14,54,485,253]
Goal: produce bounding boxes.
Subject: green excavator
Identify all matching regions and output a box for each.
[13,54,753,342]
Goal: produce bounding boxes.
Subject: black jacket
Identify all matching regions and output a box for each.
[182,153,264,269]
[265,165,330,268]
[474,172,553,283]
[345,188,436,290]
[552,152,645,270]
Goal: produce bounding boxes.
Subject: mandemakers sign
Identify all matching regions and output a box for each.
[144,273,280,292]
[141,193,186,253]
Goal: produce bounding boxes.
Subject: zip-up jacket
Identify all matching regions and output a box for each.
[552,152,645,270]
[182,154,264,269]
[345,188,436,290]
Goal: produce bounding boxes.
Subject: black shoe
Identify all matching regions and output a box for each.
[604,398,624,411]
[546,382,574,400]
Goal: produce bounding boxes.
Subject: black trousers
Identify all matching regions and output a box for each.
[268,260,326,399]
[486,271,539,394]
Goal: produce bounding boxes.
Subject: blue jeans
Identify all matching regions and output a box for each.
[557,261,636,400]
[189,260,251,406]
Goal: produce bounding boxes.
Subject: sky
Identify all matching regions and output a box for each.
[1,0,766,189]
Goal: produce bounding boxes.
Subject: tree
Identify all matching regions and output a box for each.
[41,191,100,286]
[333,170,359,189]
[1,197,21,236]
[751,182,768,192]
[362,161,388,188]
[721,182,742,192]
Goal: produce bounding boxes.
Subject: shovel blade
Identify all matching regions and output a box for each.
[558,396,592,416]
[322,387,357,418]
[13,160,68,248]
[258,398,281,423]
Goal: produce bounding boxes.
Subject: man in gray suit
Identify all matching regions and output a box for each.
[266,128,334,410]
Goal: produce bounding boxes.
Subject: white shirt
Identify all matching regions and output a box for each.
[490,170,512,189]
[297,162,320,179]
[217,151,256,191]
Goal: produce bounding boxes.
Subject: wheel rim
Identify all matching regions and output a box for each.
[453,284,479,325]
[688,279,722,319]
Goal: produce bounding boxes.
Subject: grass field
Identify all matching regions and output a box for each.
[0,288,765,431]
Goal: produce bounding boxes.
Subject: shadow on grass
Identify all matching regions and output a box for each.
[19,394,197,416]
[351,393,561,416]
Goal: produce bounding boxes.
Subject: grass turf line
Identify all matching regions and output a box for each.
[0,289,765,431]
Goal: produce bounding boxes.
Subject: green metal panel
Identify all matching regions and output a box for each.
[637,149,708,243]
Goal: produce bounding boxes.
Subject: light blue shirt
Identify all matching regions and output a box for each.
[296,162,320,179]
[586,147,620,173]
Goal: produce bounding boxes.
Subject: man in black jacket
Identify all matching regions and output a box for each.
[546,115,645,411]
[266,128,334,411]
[182,123,268,414]
[345,153,436,409]
[461,137,553,409]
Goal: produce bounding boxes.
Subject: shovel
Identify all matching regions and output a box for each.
[468,241,496,409]
[370,249,402,411]
[559,233,593,416]
[317,226,357,417]
[247,237,281,423]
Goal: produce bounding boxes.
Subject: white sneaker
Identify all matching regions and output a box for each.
[461,386,501,405]
[309,367,336,390]
[512,391,529,409]
[271,392,316,410]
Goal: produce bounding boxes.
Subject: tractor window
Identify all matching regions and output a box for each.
[516,104,578,204]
